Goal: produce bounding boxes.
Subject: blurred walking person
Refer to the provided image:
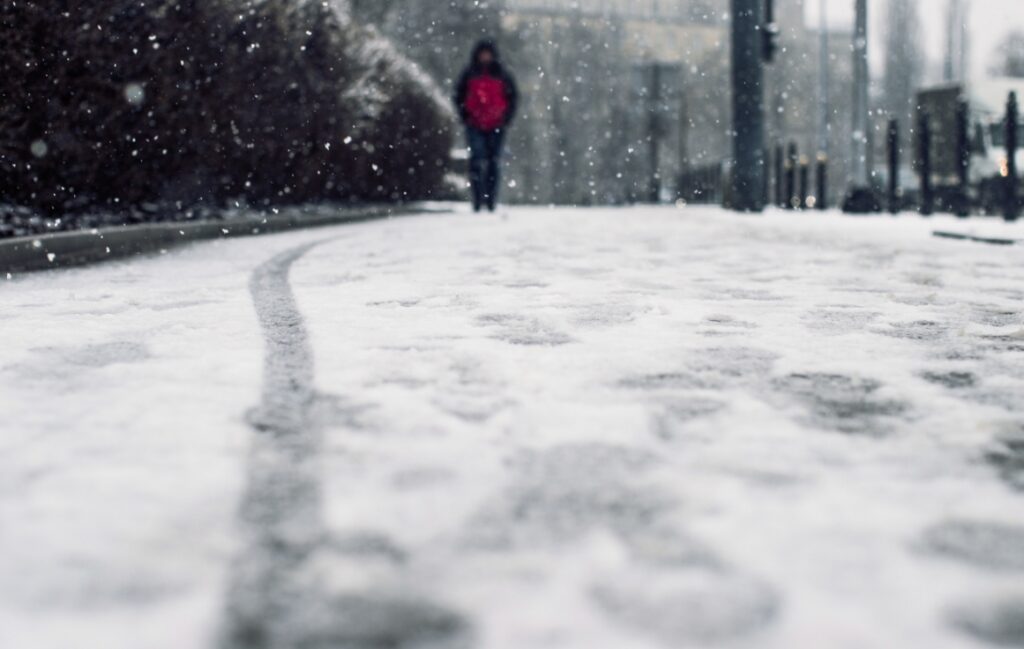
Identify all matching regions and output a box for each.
[455,40,518,212]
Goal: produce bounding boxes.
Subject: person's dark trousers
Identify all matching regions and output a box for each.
[467,127,505,211]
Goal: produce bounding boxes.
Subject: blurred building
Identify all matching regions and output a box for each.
[498,0,728,203]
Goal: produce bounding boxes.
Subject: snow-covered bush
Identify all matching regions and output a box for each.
[0,0,454,218]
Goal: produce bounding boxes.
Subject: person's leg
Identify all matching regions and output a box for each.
[485,130,506,211]
[466,129,487,212]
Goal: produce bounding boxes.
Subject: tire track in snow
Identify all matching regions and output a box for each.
[220,240,328,649]
[220,238,470,649]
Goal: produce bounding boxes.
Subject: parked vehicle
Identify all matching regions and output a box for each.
[916,77,1024,214]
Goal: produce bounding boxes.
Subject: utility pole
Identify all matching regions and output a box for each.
[851,0,869,189]
[843,0,880,212]
[730,0,774,212]
[817,0,830,208]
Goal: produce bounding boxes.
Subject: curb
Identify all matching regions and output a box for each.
[1,205,449,274]
[933,230,1020,246]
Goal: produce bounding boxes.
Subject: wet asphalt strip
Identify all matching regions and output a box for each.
[220,238,468,649]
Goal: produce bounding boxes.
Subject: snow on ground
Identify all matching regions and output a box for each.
[2,206,1024,649]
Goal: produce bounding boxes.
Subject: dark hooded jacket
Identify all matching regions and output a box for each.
[454,40,519,131]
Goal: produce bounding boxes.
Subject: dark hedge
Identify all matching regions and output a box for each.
[0,0,455,222]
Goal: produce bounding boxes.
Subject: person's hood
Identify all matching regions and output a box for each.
[471,40,501,68]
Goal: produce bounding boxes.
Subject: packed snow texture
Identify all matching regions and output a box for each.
[2,207,1024,649]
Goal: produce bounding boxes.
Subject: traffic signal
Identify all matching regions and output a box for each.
[763,0,779,63]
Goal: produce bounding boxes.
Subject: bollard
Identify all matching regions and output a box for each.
[816,154,828,210]
[785,143,797,210]
[774,144,785,208]
[919,111,934,216]
[1006,91,1019,222]
[955,98,971,218]
[799,156,810,209]
[888,119,900,214]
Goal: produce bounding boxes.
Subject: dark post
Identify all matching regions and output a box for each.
[799,156,810,209]
[785,142,797,209]
[762,149,771,206]
[763,0,779,63]
[774,144,785,207]
[888,119,900,214]
[919,111,934,216]
[647,64,662,204]
[816,154,828,210]
[730,0,767,212]
[955,98,971,217]
[842,0,877,212]
[1006,91,1019,222]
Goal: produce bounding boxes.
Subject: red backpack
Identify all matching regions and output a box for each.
[465,74,509,131]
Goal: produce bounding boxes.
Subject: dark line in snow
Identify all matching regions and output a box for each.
[219,237,472,649]
[220,239,329,649]
[933,230,1019,246]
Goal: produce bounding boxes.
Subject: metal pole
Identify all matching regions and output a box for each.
[959,0,969,83]
[818,0,830,160]
[648,64,662,204]
[851,0,869,189]
[944,0,956,82]
[799,156,810,209]
[730,0,766,212]
[763,148,771,206]
[955,98,971,217]
[1006,91,1019,221]
[888,119,900,214]
[945,0,968,83]
[842,0,879,212]
[774,144,785,207]
[785,142,797,209]
[919,111,934,216]
[679,91,689,182]
[816,154,828,210]
[815,0,830,210]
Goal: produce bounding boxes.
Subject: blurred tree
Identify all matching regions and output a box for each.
[0,0,454,217]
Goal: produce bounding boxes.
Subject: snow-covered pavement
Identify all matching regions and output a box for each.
[2,206,1024,649]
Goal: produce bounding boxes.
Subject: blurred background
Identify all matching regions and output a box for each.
[2,0,1023,230]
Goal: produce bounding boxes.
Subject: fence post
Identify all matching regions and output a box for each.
[955,98,971,218]
[785,142,797,209]
[919,111,934,216]
[1006,91,1019,222]
[888,119,900,214]
[816,154,828,210]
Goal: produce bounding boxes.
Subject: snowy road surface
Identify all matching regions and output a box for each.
[2,207,1024,649]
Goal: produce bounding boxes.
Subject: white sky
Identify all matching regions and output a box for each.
[804,0,1024,81]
